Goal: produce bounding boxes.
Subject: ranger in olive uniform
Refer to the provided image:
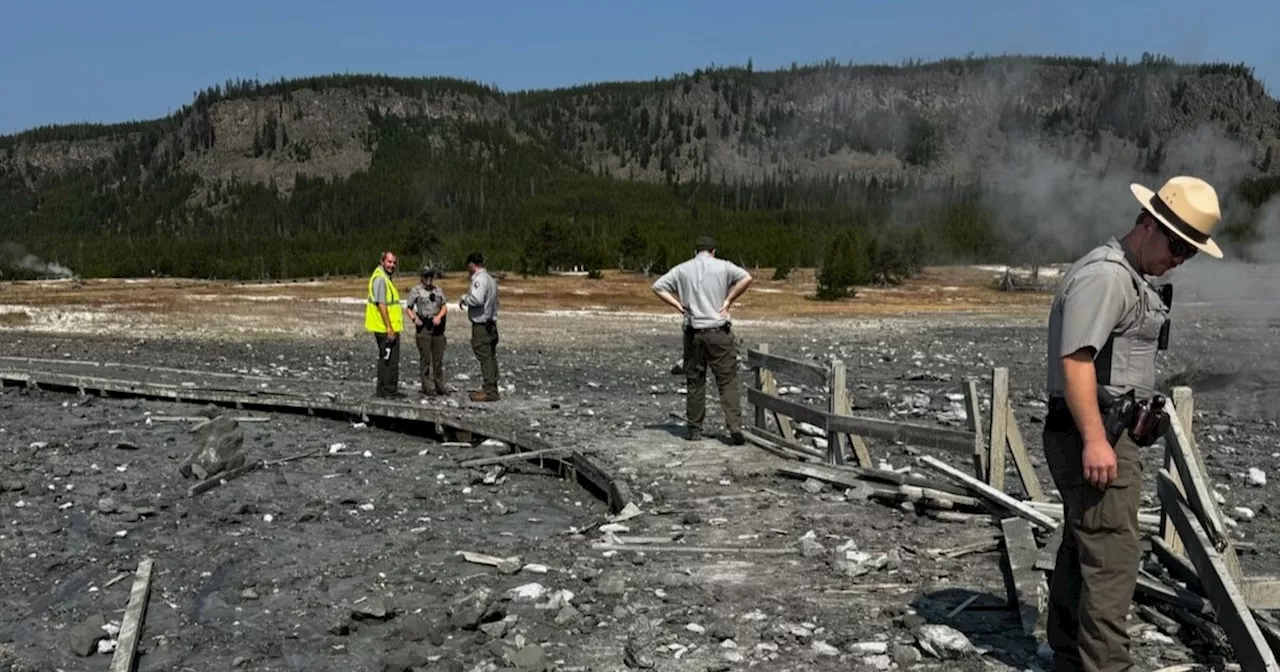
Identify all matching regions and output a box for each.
[1044,176,1223,672]
[365,251,404,398]
[459,252,500,402]
[652,236,754,444]
[405,267,450,396]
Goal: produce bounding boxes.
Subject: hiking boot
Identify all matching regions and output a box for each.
[470,391,500,402]
[728,431,746,446]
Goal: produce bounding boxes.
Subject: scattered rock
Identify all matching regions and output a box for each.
[597,572,627,595]
[891,643,922,666]
[801,478,826,494]
[179,415,246,480]
[352,597,393,621]
[505,582,547,602]
[507,644,546,670]
[67,613,106,657]
[448,588,497,629]
[383,645,429,672]
[917,624,974,659]
[810,640,840,656]
[1248,468,1267,487]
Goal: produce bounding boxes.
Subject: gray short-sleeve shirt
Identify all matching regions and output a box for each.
[1045,238,1146,398]
[651,252,750,329]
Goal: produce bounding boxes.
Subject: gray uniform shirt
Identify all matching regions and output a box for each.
[371,274,390,305]
[1046,238,1170,400]
[461,268,499,323]
[651,252,750,329]
[406,283,446,320]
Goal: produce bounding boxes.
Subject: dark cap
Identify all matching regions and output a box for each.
[695,236,716,251]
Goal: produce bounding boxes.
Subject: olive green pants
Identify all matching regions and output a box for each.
[470,321,500,396]
[1043,421,1143,672]
[415,328,447,394]
[683,325,742,434]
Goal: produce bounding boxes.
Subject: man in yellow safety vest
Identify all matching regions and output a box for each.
[365,251,405,398]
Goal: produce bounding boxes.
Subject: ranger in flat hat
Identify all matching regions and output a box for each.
[1042,176,1222,672]
[651,235,754,444]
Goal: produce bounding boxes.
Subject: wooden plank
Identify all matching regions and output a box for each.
[0,369,554,454]
[1003,402,1046,501]
[1001,517,1047,637]
[1150,535,1203,594]
[825,413,976,453]
[109,558,154,672]
[188,459,263,497]
[1162,386,1193,556]
[827,360,848,465]
[1135,571,1215,616]
[745,386,831,430]
[591,543,796,555]
[745,348,829,387]
[458,447,575,468]
[1158,469,1278,671]
[1034,524,1064,572]
[753,344,770,431]
[741,425,825,461]
[824,358,865,463]
[834,464,973,498]
[840,395,874,469]
[777,463,982,508]
[1242,578,1280,611]
[753,345,798,442]
[1163,402,1230,552]
[919,455,1058,531]
[988,367,1009,490]
[963,379,988,480]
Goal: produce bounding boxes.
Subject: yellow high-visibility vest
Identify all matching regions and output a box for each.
[364,267,403,333]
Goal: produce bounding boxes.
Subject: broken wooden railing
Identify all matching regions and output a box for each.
[911,384,1280,669]
[745,343,1043,500]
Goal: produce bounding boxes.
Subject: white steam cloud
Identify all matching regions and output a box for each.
[1,242,75,278]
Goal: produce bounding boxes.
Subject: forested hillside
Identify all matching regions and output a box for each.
[2,54,1279,281]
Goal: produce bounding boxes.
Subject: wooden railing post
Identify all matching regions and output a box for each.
[988,367,1009,489]
[963,378,987,480]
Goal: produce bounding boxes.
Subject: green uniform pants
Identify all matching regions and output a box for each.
[415,328,447,394]
[1043,419,1143,672]
[683,325,742,434]
[470,321,500,396]
[373,332,400,397]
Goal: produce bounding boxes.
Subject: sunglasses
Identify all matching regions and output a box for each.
[1158,225,1197,259]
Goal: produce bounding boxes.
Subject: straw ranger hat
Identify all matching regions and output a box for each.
[1129,176,1223,259]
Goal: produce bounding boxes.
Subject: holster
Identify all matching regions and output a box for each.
[1099,388,1135,447]
[1097,388,1169,447]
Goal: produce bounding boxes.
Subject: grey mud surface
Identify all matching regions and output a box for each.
[1,304,1278,671]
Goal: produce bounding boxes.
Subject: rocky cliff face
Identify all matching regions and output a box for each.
[2,57,1277,196]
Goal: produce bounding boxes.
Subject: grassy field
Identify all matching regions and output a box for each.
[0,266,1053,320]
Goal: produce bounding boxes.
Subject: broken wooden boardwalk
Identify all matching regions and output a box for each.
[0,362,630,514]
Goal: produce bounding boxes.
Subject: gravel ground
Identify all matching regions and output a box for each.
[1,302,1278,672]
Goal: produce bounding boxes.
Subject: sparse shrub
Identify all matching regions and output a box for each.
[816,230,871,300]
[772,264,792,281]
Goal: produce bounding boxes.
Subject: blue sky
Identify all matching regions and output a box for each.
[2,0,1276,135]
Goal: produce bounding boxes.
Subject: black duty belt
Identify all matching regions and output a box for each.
[686,324,730,333]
